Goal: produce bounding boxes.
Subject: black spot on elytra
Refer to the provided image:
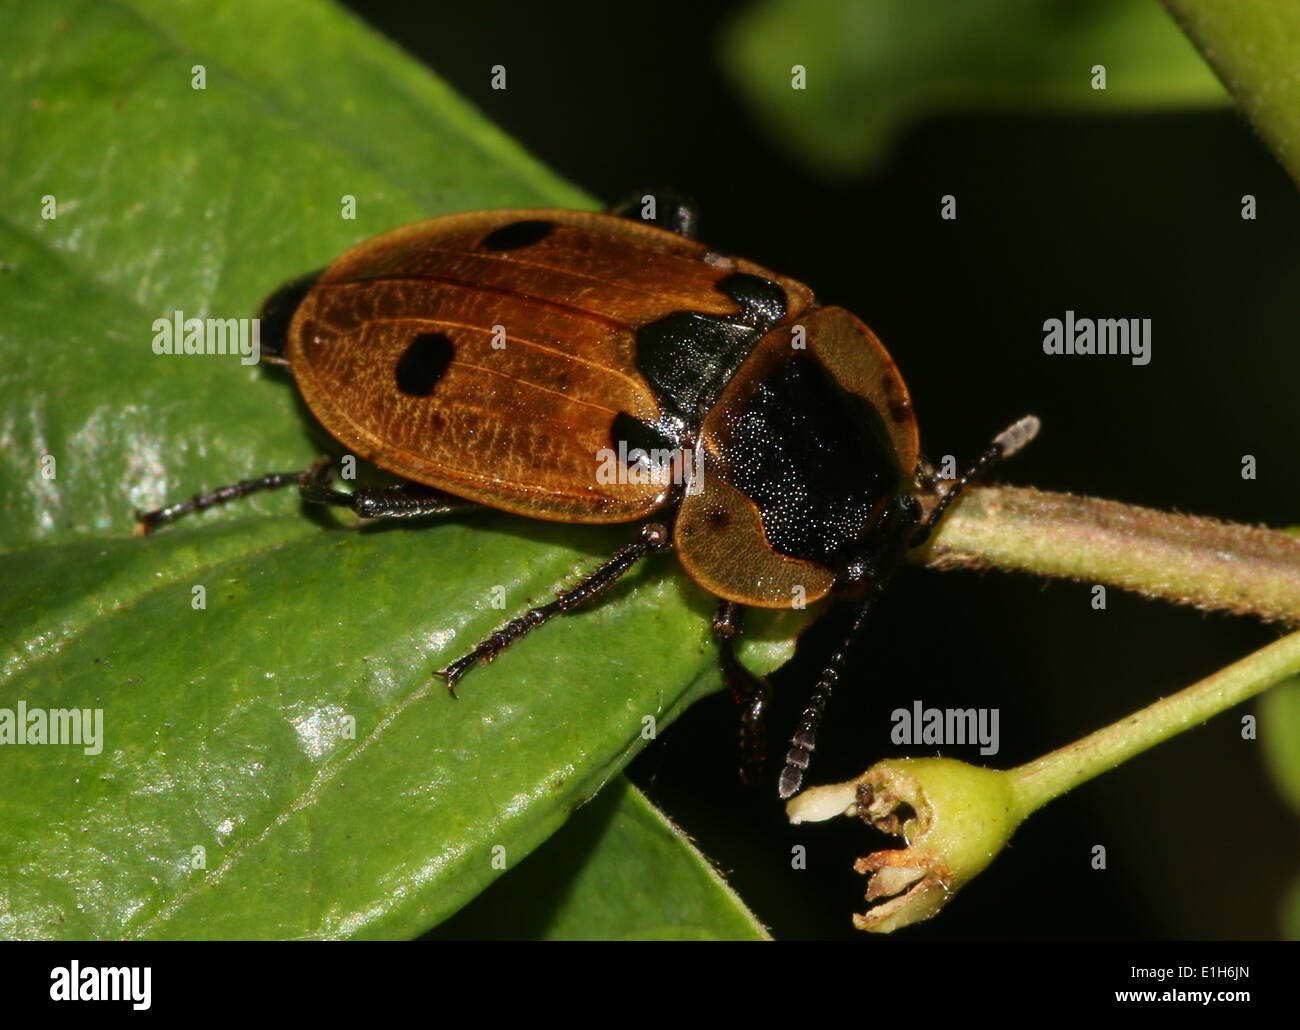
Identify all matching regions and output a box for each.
[703,506,729,529]
[481,219,555,252]
[395,332,454,397]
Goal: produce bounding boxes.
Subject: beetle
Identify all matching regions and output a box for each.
[135,194,1037,798]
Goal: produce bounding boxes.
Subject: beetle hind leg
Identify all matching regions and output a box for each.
[298,465,476,520]
[436,522,672,693]
[713,601,772,785]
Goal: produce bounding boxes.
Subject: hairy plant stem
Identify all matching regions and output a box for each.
[914,485,1300,624]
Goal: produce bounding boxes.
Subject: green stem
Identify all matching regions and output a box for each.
[916,486,1300,624]
[1007,628,1300,817]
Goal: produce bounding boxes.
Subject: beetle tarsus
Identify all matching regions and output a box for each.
[434,658,474,697]
[133,464,326,533]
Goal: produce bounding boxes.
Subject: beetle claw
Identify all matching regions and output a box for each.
[434,653,480,698]
[432,665,462,699]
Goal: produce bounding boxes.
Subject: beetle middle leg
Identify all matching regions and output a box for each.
[436,522,672,693]
[712,601,771,785]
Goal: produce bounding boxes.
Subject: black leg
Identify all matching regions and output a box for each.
[713,601,771,785]
[133,458,333,535]
[911,415,1040,548]
[608,188,698,239]
[135,458,477,534]
[778,588,882,800]
[436,522,672,693]
[299,476,476,520]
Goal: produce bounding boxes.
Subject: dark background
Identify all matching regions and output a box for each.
[348,0,1300,939]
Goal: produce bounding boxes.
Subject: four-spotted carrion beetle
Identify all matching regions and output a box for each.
[136,196,1037,798]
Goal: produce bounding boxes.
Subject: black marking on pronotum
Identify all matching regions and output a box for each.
[395,332,455,397]
[480,220,556,252]
[725,353,901,568]
[633,275,790,430]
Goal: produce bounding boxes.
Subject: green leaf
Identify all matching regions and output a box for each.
[0,0,806,938]
[0,0,586,549]
[720,0,1228,176]
[429,779,769,940]
[1161,0,1300,188]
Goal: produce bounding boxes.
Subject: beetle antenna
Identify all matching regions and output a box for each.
[910,415,1039,548]
[778,589,880,800]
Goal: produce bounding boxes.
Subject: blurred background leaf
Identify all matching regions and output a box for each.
[1261,676,1300,814]
[1261,676,1300,939]
[720,0,1228,176]
[1161,0,1300,188]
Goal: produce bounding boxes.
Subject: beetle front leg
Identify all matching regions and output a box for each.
[713,600,771,786]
